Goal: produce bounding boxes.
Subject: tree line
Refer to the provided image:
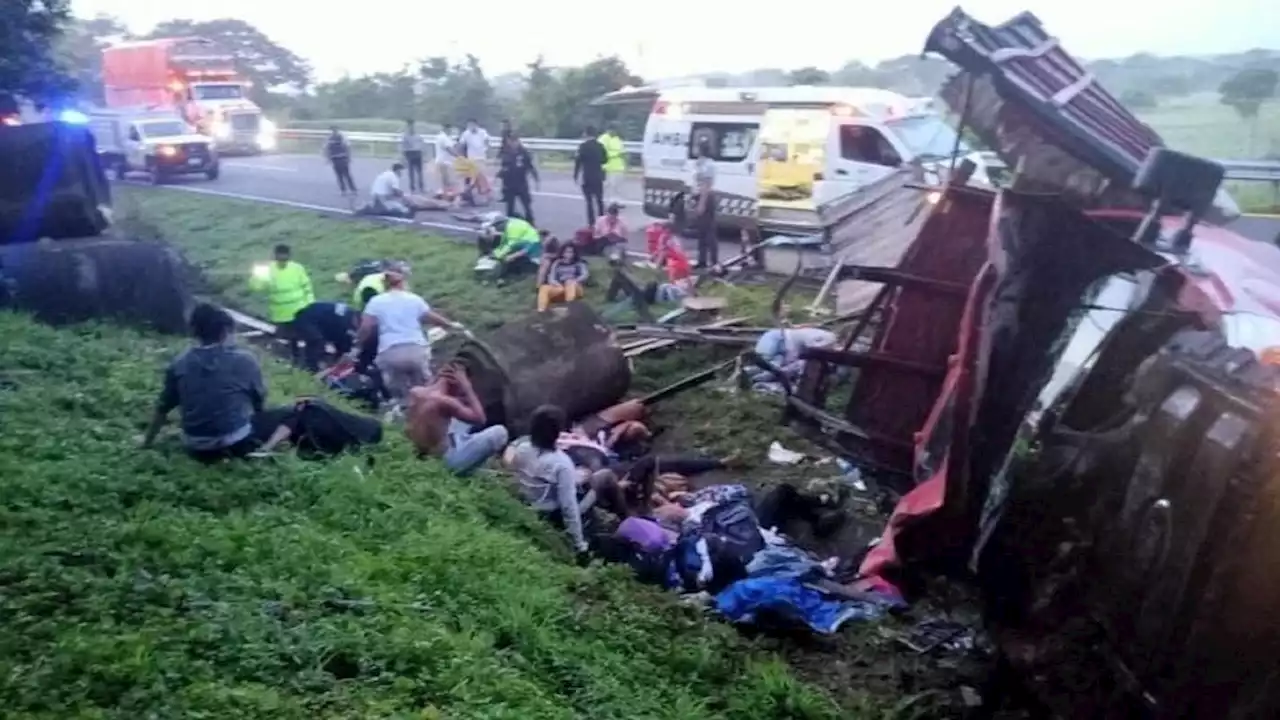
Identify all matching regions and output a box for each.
[3,7,1278,140]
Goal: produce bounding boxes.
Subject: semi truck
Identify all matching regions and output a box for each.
[101,37,277,154]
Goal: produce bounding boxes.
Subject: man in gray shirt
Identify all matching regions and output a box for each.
[401,119,426,193]
[140,304,290,462]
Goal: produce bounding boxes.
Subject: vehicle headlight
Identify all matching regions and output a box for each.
[158,145,178,157]
[259,117,277,135]
[212,121,231,139]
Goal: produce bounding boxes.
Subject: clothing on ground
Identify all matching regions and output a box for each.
[509,438,590,551]
[249,261,314,324]
[363,289,430,355]
[442,418,510,476]
[715,576,902,635]
[160,342,267,451]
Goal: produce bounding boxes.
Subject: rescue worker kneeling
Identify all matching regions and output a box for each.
[537,243,589,311]
[477,215,543,283]
[249,243,314,364]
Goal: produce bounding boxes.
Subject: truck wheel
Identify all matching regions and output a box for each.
[205,164,220,181]
[147,160,163,185]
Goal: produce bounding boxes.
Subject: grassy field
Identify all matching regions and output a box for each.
[0,312,873,719]
[11,186,983,717]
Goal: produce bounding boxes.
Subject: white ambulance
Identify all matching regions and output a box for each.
[593,84,995,232]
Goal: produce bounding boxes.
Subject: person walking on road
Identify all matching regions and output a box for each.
[400,119,426,193]
[434,123,459,195]
[498,134,540,224]
[324,126,357,196]
[459,118,492,192]
[574,125,607,227]
[249,244,315,364]
[599,125,626,204]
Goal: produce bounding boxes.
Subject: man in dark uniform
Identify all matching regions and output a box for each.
[498,134,540,224]
[290,300,360,372]
[574,125,607,226]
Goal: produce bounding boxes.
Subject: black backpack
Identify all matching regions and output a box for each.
[676,500,766,592]
[292,399,383,459]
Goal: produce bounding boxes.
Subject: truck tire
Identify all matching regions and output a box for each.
[205,164,220,181]
[147,160,163,185]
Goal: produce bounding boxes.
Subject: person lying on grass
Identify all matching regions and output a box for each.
[536,243,589,311]
[404,363,509,476]
[138,303,294,463]
[504,404,624,560]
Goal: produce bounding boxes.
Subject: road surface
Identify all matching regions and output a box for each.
[133,152,1280,250]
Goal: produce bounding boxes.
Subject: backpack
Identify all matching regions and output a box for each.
[676,500,766,593]
[291,398,383,459]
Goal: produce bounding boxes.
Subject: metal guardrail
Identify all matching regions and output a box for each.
[277,128,641,159]
[279,127,1278,183]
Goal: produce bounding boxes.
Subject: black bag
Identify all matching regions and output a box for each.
[292,398,383,459]
[676,500,766,592]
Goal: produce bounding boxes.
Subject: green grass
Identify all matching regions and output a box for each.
[1137,94,1280,160]
[57,187,948,716]
[0,312,872,719]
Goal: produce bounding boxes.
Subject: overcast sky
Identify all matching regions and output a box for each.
[73,0,1279,82]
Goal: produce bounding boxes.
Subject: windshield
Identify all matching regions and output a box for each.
[885,115,970,160]
[192,84,244,101]
[139,121,189,138]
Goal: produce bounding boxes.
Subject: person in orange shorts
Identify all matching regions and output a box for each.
[537,243,589,311]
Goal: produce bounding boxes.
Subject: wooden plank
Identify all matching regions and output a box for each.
[624,316,749,358]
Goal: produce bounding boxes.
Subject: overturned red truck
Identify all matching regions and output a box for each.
[773,9,1280,718]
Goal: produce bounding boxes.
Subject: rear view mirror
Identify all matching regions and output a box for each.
[1131,148,1225,253]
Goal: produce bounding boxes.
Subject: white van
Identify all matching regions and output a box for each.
[593,85,995,232]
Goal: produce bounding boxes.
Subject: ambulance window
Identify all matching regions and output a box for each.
[839,126,902,168]
[688,122,758,162]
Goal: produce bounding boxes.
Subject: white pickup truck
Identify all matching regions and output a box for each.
[89,108,220,184]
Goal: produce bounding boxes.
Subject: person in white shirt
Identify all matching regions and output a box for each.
[369,162,410,216]
[434,123,459,194]
[349,272,464,405]
[458,118,492,190]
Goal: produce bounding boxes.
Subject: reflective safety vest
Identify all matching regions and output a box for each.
[249,261,314,323]
[352,271,388,310]
[599,133,625,173]
[494,218,543,261]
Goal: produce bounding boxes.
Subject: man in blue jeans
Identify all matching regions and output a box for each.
[404,363,509,475]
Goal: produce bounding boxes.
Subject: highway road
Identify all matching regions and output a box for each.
[136,152,1280,250]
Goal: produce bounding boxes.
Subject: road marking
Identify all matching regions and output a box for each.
[221,162,299,173]
[1242,212,1280,219]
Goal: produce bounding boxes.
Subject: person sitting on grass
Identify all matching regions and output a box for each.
[138,303,294,462]
[537,243,589,311]
[404,363,510,476]
[506,405,622,561]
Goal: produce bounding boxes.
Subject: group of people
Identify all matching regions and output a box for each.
[325,118,632,233]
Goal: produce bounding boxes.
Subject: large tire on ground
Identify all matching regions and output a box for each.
[449,301,631,436]
[0,122,112,243]
[0,238,195,334]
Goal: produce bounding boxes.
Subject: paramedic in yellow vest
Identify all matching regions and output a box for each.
[599,125,626,204]
[249,243,315,363]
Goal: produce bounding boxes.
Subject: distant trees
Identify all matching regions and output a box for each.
[1219,66,1279,153]
[787,67,831,86]
[2,0,76,100]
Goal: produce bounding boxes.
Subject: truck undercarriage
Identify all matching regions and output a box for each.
[764,9,1280,717]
